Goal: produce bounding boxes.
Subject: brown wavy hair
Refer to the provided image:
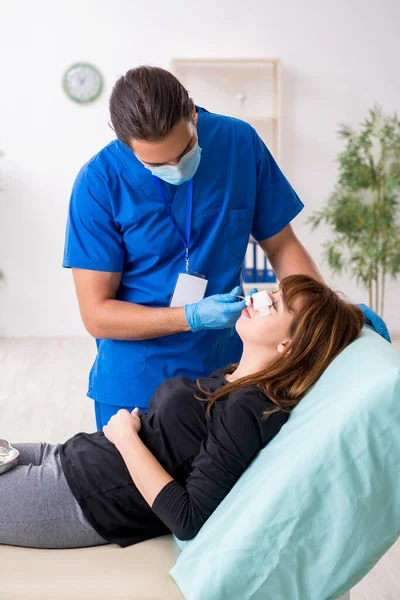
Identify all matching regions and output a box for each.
[197,275,365,420]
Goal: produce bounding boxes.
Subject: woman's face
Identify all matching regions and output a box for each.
[236,289,294,352]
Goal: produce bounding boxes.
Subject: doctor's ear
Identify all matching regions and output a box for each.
[277,340,292,355]
[190,98,198,124]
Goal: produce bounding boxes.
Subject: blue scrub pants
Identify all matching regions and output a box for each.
[95,401,142,431]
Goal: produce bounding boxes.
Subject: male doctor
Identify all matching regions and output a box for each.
[63,65,323,430]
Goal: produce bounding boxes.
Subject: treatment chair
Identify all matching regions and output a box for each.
[2,327,399,600]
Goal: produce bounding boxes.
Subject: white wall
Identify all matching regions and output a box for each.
[0,0,399,336]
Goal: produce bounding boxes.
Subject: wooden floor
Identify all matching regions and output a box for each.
[0,336,399,599]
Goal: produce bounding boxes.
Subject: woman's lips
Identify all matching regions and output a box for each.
[242,308,251,319]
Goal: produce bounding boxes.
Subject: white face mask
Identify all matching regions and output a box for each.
[144,142,202,185]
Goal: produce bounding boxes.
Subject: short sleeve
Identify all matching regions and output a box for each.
[250,129,304,242]
[63,165,125,272]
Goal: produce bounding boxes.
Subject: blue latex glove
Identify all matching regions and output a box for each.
[185,286,250,332]
[357,303,391,343]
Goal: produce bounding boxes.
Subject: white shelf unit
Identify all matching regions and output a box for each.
[171,58,282,162]
[171,58,281,288]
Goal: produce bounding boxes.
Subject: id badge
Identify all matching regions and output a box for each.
[170,272,208,307]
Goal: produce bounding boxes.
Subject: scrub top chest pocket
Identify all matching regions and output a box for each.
[227,208,255,259]
[120,182,225,284]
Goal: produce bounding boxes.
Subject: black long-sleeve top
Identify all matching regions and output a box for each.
[59,367,289,547]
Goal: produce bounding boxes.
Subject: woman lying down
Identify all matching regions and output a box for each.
[1,275,365,549]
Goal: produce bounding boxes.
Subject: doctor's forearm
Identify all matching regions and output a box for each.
[268,239,324,284]
[87,300,191,340]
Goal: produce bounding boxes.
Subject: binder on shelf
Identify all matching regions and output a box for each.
[243,241,256,282]
[242,238,277,284]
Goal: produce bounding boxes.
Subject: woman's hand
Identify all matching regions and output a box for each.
[103,407,141,447]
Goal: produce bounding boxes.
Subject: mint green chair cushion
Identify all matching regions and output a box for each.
[170,326,400,599]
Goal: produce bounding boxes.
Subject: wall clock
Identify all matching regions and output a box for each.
[63,62,103,103]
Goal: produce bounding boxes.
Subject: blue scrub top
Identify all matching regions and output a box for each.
[63,107,304,410]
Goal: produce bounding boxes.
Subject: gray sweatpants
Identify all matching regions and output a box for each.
[0,442,109,549]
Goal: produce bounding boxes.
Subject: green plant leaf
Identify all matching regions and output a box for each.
[309,105,400,303]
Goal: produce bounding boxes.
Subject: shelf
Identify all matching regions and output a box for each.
[245,116,277,123]
[217,116,276,124]
[172,58,280,66]
[171,57,282,162]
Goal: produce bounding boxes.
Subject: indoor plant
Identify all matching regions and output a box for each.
[308,106,400,317]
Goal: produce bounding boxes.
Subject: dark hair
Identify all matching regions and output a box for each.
[197,275,365,420]
[109,66,193,144]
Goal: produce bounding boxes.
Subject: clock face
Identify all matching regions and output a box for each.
[63,62,103,103]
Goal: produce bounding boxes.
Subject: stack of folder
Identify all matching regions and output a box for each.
[242,237,277,284]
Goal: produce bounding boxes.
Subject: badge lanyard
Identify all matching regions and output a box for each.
[154,177,193,273]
